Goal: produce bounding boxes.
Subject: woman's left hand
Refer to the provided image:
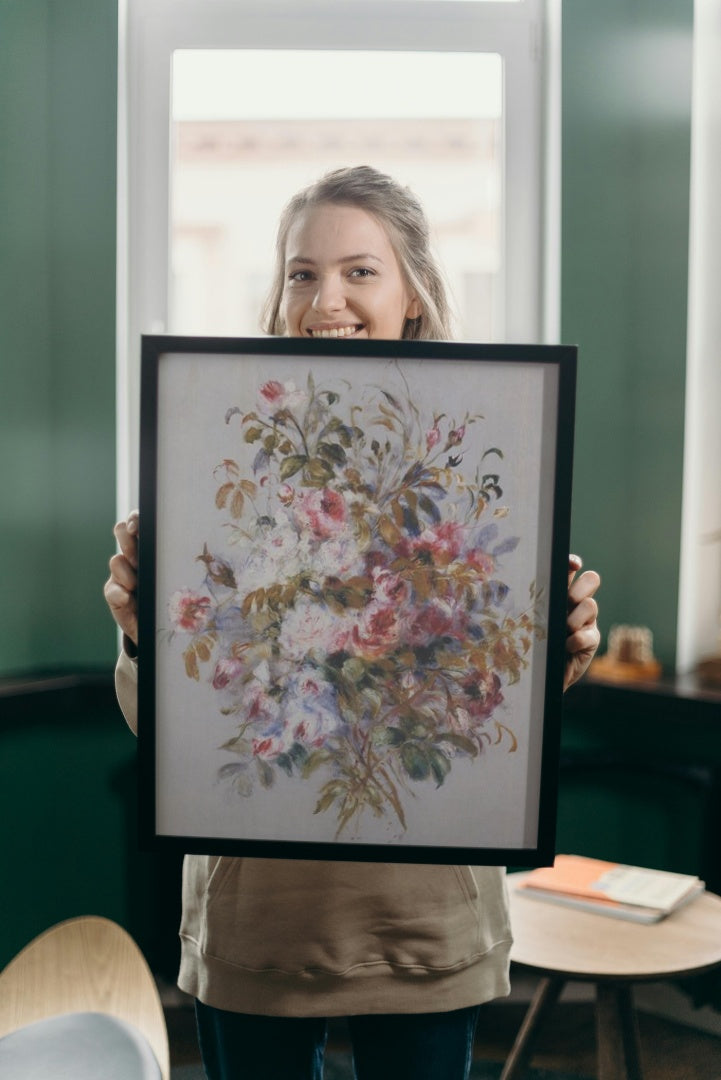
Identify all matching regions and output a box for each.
[564,554,601,691]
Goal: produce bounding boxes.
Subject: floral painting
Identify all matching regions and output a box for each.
[156,355,552,844]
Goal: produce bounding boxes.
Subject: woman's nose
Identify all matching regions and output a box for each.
[312,274,345,314]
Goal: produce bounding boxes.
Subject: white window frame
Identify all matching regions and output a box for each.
[117,0,559,511]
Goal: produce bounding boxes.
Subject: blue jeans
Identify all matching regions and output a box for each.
[195,1000,481,1080]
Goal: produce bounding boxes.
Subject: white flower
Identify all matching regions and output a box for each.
[257,379,308,417]
[277,599,352,662]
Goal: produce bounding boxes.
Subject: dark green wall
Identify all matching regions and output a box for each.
[0,0,118,676]
[563,0,693,669]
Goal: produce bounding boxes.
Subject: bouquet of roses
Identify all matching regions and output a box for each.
[167,370,545,836]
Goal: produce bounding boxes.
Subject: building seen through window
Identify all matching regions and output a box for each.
[170,50,503,341]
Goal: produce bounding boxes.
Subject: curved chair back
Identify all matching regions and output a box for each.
[0,915,169,1079]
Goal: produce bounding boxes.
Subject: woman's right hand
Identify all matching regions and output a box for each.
[104,510,139,646]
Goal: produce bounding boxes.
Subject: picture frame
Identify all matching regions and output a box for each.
[138,335,576,865]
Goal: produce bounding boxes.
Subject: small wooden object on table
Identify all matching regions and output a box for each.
[502,872,721,1080]
[590,624,662,684]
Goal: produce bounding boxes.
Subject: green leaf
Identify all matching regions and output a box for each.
[341,657,367,682]
[314,780,347,815]
[317,441,347,466]
[437,732,479,757]
[482,447,504,460]
[428,748,452,787]
[301,748,334,778]
[244,426,263,443]
[276,752,294,777]
[380,726,406,747]
[304,457,335,484]
[400,743,431,781]
[279,454,307,480]
[288,742,309,768]
[418,494,441,524]
[256,759,274,788]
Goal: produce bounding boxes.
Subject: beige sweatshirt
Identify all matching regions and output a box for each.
[116,650,512,1016]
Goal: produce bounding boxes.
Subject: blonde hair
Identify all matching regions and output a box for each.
[262,165,454,341]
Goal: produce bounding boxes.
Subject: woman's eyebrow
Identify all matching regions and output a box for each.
[286,253,384,266]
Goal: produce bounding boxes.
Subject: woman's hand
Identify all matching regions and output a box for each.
[103,510,139,647]
[564,554,601,691]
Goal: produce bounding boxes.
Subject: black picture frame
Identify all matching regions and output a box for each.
[138,335,576,865]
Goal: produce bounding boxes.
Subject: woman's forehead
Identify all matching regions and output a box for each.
[285,203,396,262]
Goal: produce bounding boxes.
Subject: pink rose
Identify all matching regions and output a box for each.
[406,600,455,646]
[294,488,348,539]
[371,568,411,608]
[459,671,504,723]
[257,379,307,416]
[413,522,465,565]
[466,548,495,578]
[212,656,246,690]
[351,605,401,659]
[168,589,212,632]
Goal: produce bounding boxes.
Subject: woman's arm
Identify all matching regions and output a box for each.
[104,510,140,733]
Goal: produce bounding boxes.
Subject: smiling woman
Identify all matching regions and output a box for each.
[263,167,452,342]
[282,205,420,340]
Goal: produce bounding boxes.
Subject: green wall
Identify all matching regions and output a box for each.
[562,0,693,669]
[0,0,118,676]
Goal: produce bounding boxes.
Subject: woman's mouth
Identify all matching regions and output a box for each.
[307,324,364,339]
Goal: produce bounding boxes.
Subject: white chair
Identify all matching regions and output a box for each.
[0,915,170,1079]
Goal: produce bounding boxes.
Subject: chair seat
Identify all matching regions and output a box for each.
[0,1011,162,1080]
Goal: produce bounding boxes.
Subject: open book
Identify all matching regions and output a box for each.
[516,854,705,923]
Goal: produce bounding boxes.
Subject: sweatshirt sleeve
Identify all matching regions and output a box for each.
[115,647,139,736]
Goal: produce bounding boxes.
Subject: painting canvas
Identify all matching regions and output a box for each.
[138,336,576,864]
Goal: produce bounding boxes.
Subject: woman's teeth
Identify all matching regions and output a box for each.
[310,325,360,338]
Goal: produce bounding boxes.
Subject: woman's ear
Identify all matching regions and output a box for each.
[406,296,422,320]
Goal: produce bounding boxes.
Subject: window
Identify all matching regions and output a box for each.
[170,49,503,340]
[118,0,557,509]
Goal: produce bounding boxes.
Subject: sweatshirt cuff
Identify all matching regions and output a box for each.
[122,634,138,661]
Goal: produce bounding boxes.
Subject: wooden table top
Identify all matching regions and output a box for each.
[508,872,721,981]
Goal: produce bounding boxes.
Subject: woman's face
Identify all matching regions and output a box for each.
[281,203,421,340]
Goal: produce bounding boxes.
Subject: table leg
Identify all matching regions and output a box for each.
[499,976,565,1080]
[596,982,643,1080]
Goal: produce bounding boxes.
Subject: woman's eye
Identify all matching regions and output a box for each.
[288,269,313,283]
[349,267,375,279]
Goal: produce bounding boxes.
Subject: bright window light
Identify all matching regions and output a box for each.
[170,50,503,341]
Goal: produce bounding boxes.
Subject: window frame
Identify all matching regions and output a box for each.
[117,0,558,510]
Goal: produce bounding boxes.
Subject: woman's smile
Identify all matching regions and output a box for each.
[306,322,365,339]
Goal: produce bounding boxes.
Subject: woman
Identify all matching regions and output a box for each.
[105,166,600,1080]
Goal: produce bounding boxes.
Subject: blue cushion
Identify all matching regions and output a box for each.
[0,1011,162,1079]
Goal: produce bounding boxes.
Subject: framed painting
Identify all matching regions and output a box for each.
[138,335,576,864]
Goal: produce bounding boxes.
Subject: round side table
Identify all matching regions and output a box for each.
[502,872,721,1080]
